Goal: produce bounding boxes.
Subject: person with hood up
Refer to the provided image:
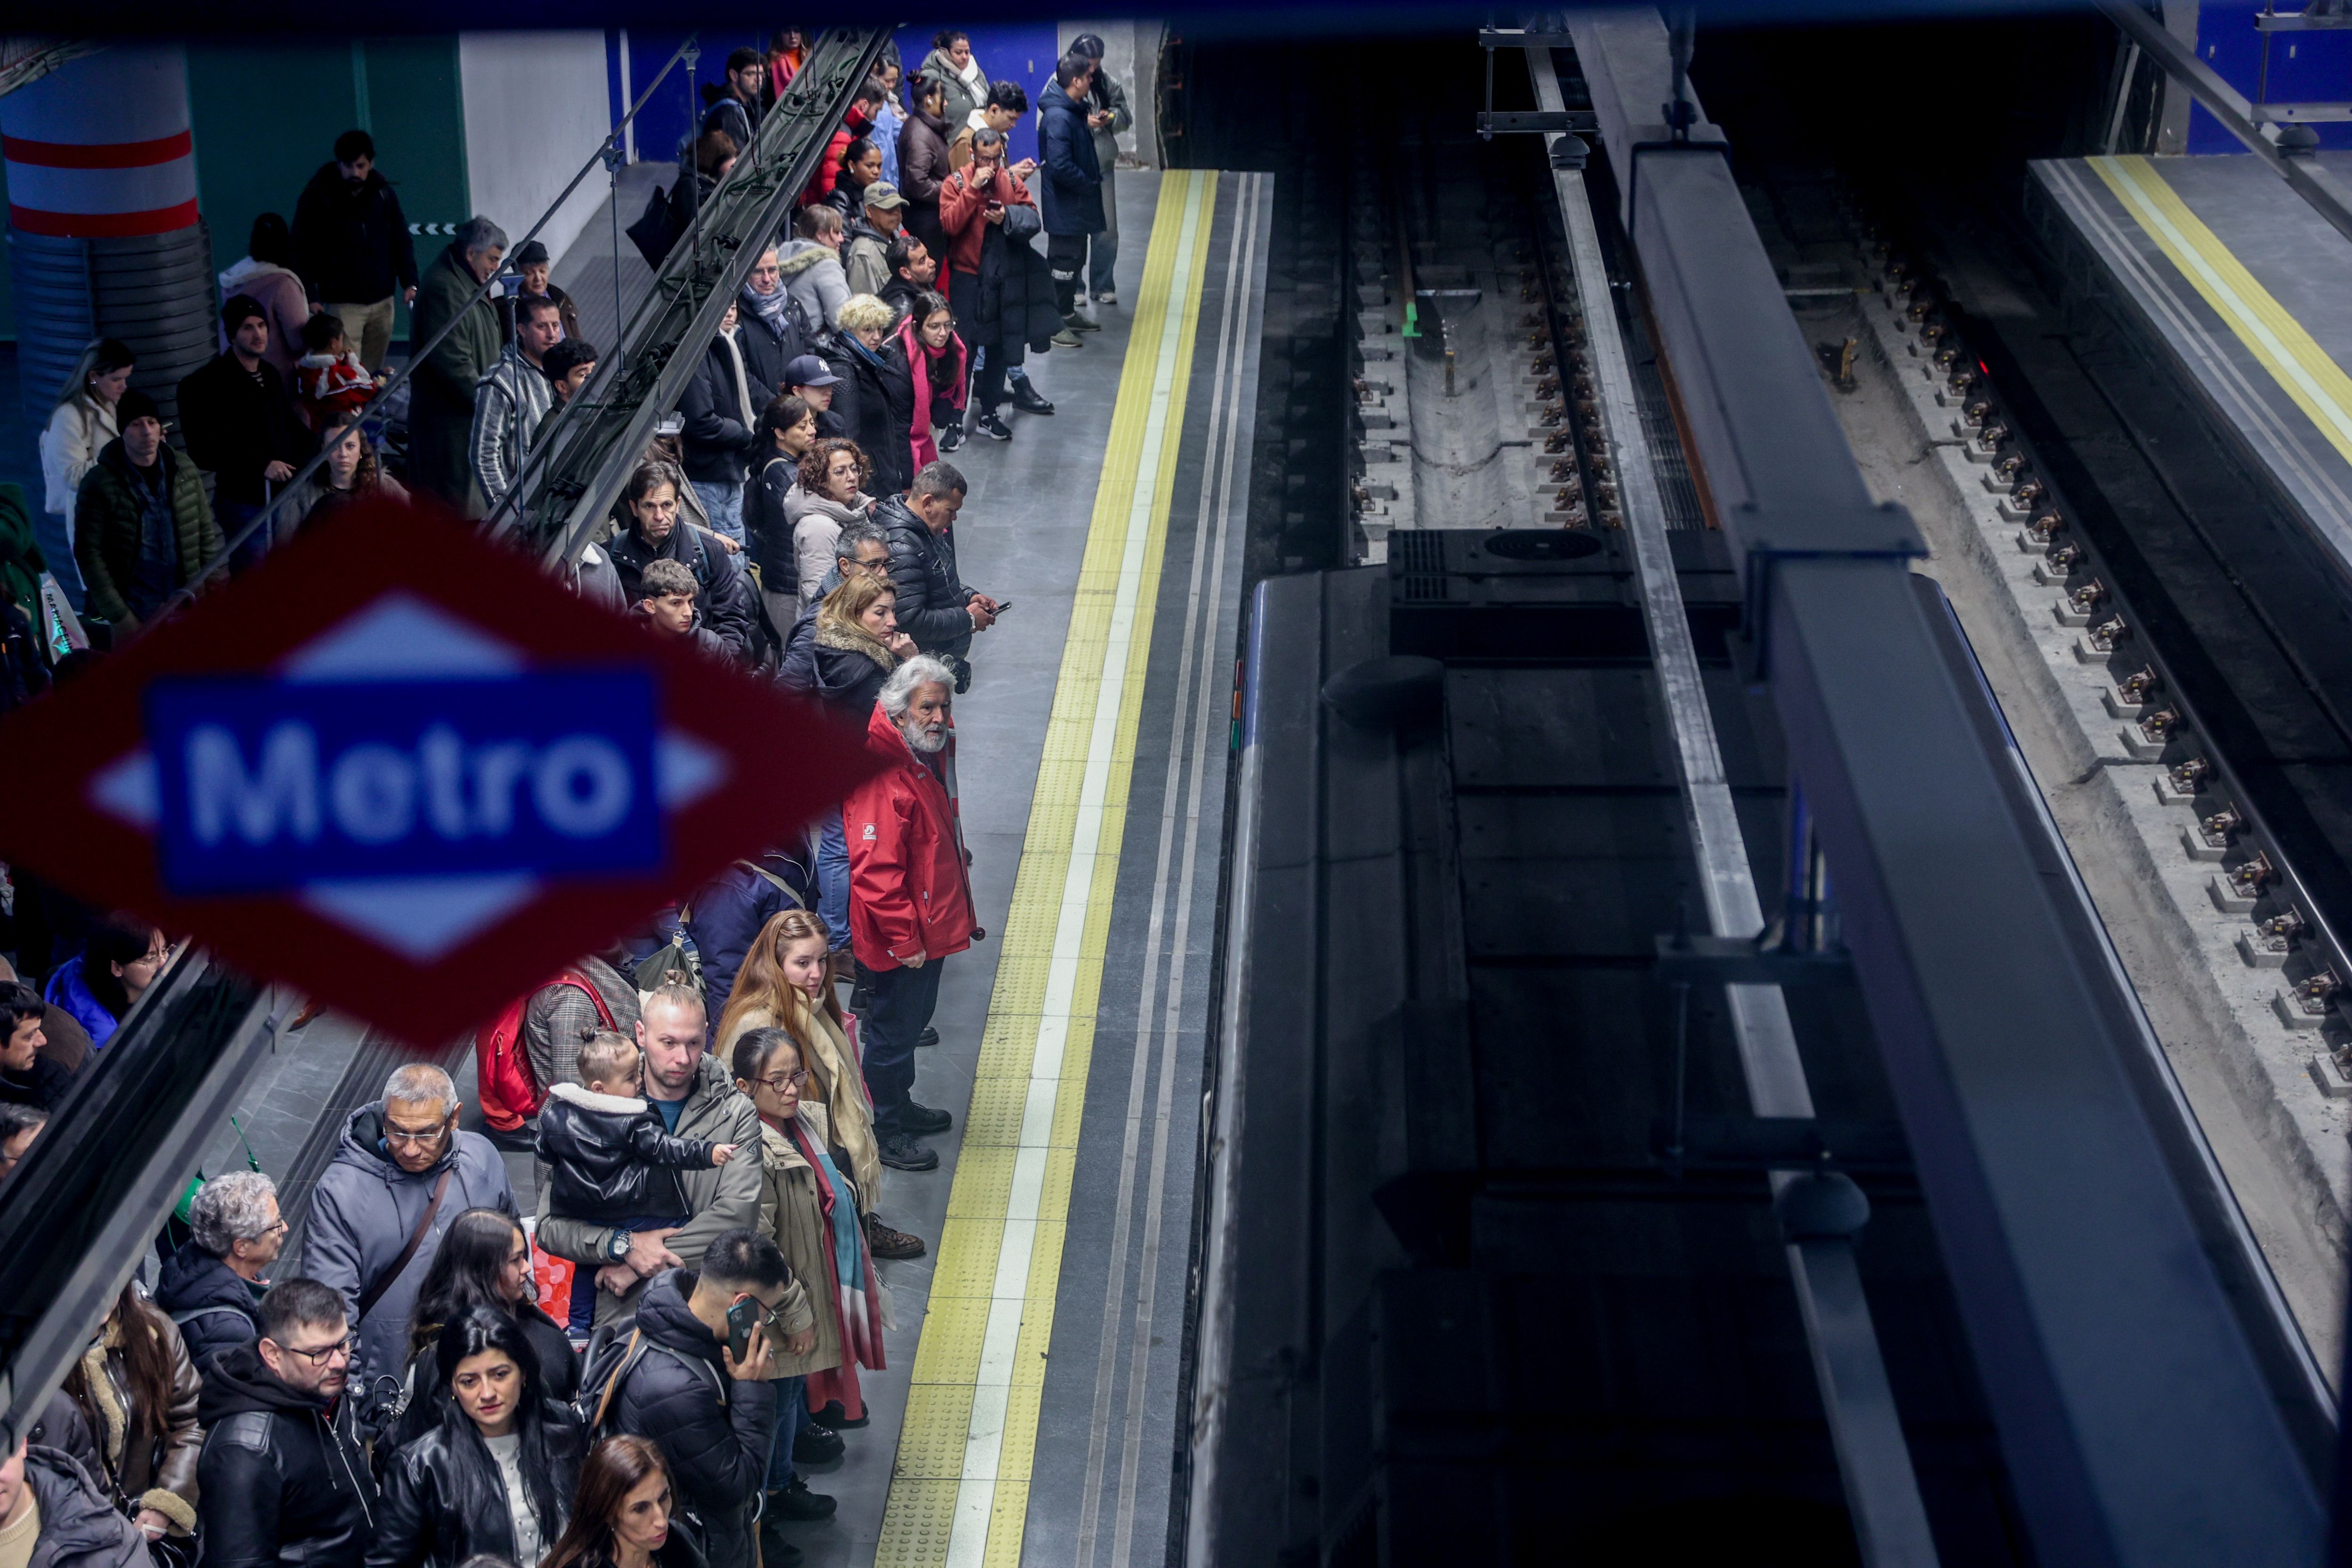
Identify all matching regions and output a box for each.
[786,438,875,614]
[606,460,759,664]
[297,1064,518,1398]
[896,291,968,469]
[155,1170,283,1368]
[194,1277,380,1568]
[0,1432,151,1568]
[896,74,954,261]
[43,918,165,1050]
[777,207,851,336]
[406,216,507,514]
[1038,53,1107,335]
[601,1232,805,1568]
[291,129,420,372]
[217,213,311,381]
[919,30,988,130]
[844,656,977,1170]
[72,390,222,635]
[821,296,916,499]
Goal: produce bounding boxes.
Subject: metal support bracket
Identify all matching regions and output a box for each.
[1728,501,1928,677]
[1655,930,1857,987]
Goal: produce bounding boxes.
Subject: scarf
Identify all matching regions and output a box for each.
[742,277,791,335]
[717,327,754,425]
[783,1113,884,1373]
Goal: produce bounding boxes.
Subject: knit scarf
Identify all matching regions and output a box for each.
[742,277,791,336]
[784,1113,884,1375]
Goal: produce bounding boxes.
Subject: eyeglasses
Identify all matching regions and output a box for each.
[383,1121,451,1147]
[273,1335,354,1366]
[752,1069,810,1094]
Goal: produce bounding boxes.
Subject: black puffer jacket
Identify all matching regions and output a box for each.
[823,337,916,497]
[195,1345,378,1568]
[608,518,759,663]
[875,493,975,658]
[20,1443,150,1568]
[155,1241,264,1366]
[367,1408,584,1568]
[747,453,799,589]
[537,1084,717,1228]
[606,1268,776,1528]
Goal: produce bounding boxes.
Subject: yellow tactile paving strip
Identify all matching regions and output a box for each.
[874,168,1217,1568]
[2091,154,2352,468]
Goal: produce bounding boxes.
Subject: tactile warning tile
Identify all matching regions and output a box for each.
[962,1076,1030,1144]
[874,1477,959,1565]
[975,1014,1045,1079]
[928,1219,1003,1298]
[980,1482,1031,1568]
[1049,1066,1093,1147]
[1011,1259,1060,1381]
[893,1381,978,1478]
[1035,1147,1078,1225]
[909,1293,991,1385]
[994,1380,1045,1481]
[946,1146,1016,1217]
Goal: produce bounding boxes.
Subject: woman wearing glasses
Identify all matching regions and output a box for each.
[730,1026,889,1545]
[369,1307,583,1568]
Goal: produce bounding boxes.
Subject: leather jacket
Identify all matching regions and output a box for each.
[64,1305,204,1534]
[196,1345,379,1568]
[367,1409,583,1568]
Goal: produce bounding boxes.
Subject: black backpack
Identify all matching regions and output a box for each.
[574,1318,725,1441]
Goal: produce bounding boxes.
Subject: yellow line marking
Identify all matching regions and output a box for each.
[2091,154,2352,467]
[874,167,1218,1568]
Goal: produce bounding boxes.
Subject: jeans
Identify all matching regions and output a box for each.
[1088,229,1119,297]
[818,808,850,952]
[862,955,945,1138]
[567,1211,684,1332]
[766,1374,808,1490]
[323,295,397,372]
[221,500,272,575]
[694,478,746,546]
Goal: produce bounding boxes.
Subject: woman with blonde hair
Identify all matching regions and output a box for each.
[715,907,922,1261]
[811,573,914,729]
[39,337,135,581]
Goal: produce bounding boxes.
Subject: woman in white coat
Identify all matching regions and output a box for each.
[37,337,135,601]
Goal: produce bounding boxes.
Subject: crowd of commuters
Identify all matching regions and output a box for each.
[0,24,1140,1567]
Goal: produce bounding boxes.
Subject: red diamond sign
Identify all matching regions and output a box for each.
[0,497,881,1046]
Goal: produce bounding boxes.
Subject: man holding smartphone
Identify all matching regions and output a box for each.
[605,1229,811,1568]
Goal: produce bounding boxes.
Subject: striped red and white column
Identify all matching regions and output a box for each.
[0,45,198,238]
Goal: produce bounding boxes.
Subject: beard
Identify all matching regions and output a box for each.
[899,717,947,753]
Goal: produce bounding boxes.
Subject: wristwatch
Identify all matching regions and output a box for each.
[607,1229,632,1263]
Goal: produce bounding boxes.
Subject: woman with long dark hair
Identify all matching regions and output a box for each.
[59,1279,202,1547]
[542,1435,702,1568]
[45,917,167,1050]
[386,1208,578,1453]
[370,1307,584,1568]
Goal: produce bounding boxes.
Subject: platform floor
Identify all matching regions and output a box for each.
[2031,152,2352,574]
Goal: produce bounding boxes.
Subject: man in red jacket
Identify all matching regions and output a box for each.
[844,654,976,1170]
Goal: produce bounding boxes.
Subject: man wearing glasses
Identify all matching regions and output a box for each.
[301,1064,517,1401]
[195,1277,378,1568]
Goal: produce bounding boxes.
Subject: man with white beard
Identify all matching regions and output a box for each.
[843,655,978,1171]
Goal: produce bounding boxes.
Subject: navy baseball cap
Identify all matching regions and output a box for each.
[786,354,842,389]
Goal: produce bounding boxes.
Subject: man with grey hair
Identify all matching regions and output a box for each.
[300,1061,516,1392]
[408,213,509,513]
[845,654,977,1169]
[156,1170,285,1365]
[874,460,996,688]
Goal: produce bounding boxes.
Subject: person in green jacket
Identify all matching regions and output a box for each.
[72,391,222,635]
[406,217,508,516]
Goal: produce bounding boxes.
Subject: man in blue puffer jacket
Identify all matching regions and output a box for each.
[1036,53,1104,334]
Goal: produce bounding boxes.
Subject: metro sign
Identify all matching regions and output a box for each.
[0,499,881,1047]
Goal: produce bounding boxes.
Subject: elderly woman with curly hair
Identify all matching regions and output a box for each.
[785,436,874,613]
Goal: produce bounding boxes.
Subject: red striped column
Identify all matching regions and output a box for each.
[0,46,199,237]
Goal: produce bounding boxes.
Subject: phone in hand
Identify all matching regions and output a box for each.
[992,600,1013,613]
[726,1297,762,1362]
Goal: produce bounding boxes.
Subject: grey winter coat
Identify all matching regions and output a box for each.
[776,239,850,334]
[535,1052,762,1329]
[469,342,554,509]
[298,1103,519,1392]
[20,1444,151,1568]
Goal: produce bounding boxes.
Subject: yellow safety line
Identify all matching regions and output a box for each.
[2090,154,2352,467]
[875,168,1217,1568]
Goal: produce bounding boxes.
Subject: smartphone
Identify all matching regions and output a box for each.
[992,600,1013,613]
[726,1297,762,1362]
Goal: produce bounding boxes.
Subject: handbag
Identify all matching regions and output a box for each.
[626,181,682,268]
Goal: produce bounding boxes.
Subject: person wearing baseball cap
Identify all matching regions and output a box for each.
[844,182,909,298]
[503,238,579,344]
[783,355,846,437]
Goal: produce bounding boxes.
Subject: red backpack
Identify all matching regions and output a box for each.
[478,970,616,1132]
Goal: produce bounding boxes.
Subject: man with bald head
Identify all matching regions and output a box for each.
[536,983,762,1328]
[300,1062,517,1393]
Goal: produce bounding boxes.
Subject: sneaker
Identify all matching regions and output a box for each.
[1095,290,1118,306]
[938,420,965,454]
[792,1424,844,1465]
[808,1399,867,1431]
[919,1026,940,1049]
[975,412,1013,441]
[867,1213,928,1259]
[903,1100,954,1135]
[1011,383,1056,416]
[755,1522,804,1568]
[879,1131,939,1170]
[1064,311,1101,332]
[1050,327,1083,349]
[771,1479,838,1520]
